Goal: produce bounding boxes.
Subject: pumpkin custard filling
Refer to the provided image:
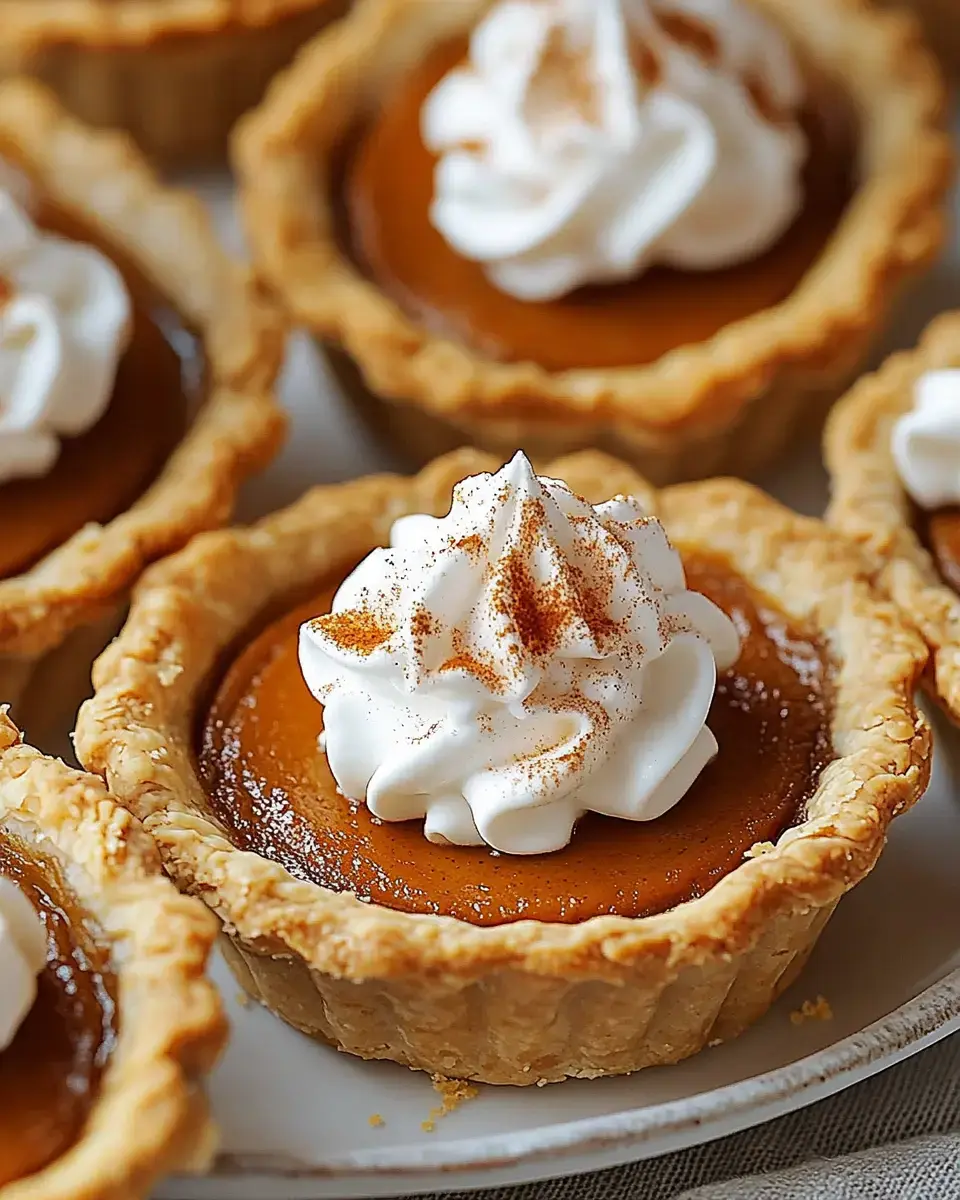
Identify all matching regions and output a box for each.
[344,36,856,371]
[0,833,115,1189]
[0,200,198,581]
[0,78,284,738]
[77,450,930,1085]
[200,550,833,926]
[0,710,226,1195]
[235,0,949,489]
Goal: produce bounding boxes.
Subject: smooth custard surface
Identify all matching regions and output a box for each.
[0,202,199,580]
[0,834,116,1188]
[199,555,834,926]
[344,38,856,372]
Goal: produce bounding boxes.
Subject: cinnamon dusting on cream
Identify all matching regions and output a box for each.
[313,609,393,655]
[298,453,741,855]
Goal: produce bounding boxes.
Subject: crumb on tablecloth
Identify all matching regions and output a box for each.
[235,991,251,1008]
[420,1076,480,1133]
[790,995,833,1026]
[368,1113,385,1128]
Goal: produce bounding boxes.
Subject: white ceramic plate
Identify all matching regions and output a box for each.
[159,702,960,1199]
[93,179,959,1196]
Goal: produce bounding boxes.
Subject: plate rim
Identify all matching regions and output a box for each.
[208,966,960,1181]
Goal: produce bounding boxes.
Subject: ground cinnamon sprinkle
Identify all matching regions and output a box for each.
[659,11,720,63]
[499,555,568,660]
[313,608,394,655]
[440,652,503,691]
[454,533,484,558]
[492,497,622,659]
[492,498,571,660]
[440,631,503,693]
[411,605,434,642]
[578,578,618,647]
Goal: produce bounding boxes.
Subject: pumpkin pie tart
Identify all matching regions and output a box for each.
[234,0,951,487]
[0,709,226,1197]
[0,1,347,165]
[75,449,931,1085]
[0,78,285,735]
[826,311,960,725]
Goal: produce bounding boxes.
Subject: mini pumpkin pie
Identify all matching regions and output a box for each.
[0,77,285,736]
[0,1,348,166]
[825,312,960,725]
[0,709,226,1197]
[75,448,930,1086]
[234,0,951,487]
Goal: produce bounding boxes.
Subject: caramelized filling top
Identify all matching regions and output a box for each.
[342,38,857,371]
[199,554,833,926]
[0,200,201,580]
[0,832,116,1187]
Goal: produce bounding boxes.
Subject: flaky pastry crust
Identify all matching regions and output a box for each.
[0,710,226,1200]
[0,79,285,669]
[234,0,952,484]
[75,449,931,1085]
[825,312,960,724]
[883,0,960,75]
[0,2,345,163]
[0,0,329,46]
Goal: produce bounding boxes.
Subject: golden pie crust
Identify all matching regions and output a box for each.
[75,449,932,1085]
[0,709,226,1199]
[0,78,285,729]
[233,0,952,487]
[0,1,345,164]
[883,0,960,76]
[825,312,960,724]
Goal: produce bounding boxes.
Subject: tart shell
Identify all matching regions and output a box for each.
[0,78,286,726]
[825,311,960,725]
[0,709,227,1200]
[884,0,960,76]
[0,1,346,165]
[75,450,931,1085]
[234,0,952,486]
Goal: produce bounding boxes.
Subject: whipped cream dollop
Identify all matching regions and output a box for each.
[0,185,132,486]
[0,877,46,1052]
[422,0,807,302]
[300,453,741,856]
[892,371,960,510]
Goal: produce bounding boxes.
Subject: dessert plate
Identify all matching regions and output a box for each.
[71,177,960,1198]
[158,322,959,1198]
[159,695,960,1199]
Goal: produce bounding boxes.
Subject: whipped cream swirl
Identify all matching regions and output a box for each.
[0,876,46,1051]
[300,453,740,856]
[0,184,132,486]
[422,0,807,302]
[892,370,960,510]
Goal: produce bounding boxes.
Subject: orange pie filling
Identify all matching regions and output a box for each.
[921,508,960,594]
[0,199,200,581]
[0,833,116,1188]
[199,553,834,927]
[341,35,857,372]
